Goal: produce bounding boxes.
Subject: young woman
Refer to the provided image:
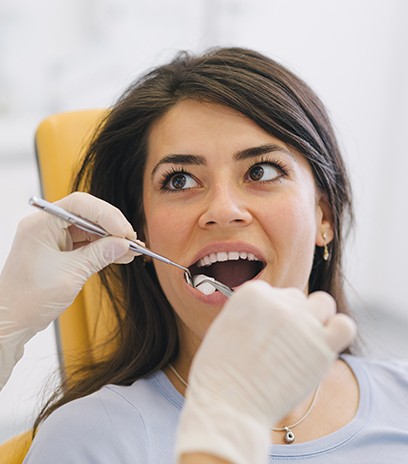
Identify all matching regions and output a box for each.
[1,192,352,464]
[19,47,407,462]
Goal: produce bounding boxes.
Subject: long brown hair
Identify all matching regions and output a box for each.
[34,47,353,430]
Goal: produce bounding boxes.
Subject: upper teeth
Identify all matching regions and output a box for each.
[197,251,260,268]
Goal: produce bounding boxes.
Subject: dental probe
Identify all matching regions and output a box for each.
[29,196,233,298]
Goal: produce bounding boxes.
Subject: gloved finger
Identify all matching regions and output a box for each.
[71,236,137,278]
[274,286,308,305]
[113,249,139,264]
[306,291,336,325]
[324,313,357,353]
[71,231,145,261]
[109,238,145,264]
[69,226,100,245]
[55,192,136,240]
[69,225,141,247]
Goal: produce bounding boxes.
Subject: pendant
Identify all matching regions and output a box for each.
[284,427,295,444]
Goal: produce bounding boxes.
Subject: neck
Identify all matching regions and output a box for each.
[165,357,190,395]
[272,358,358,444]
[166,358,358,445]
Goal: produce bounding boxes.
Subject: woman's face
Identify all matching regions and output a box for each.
[143,100,333,356]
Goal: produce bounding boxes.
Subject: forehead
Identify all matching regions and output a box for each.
[146,100,284,160]
[144,100,317,190]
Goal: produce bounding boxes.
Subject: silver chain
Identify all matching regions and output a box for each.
[168,363,320,444]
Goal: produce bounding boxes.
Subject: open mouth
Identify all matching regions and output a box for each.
[188,251,265,289]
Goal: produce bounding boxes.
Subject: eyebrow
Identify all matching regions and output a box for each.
[234,144,294,162]
[150,143,293,178]
[151,154,206,178]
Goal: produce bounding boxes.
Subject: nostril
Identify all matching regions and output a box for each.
[198,197,252,229]
[201,216,251,228]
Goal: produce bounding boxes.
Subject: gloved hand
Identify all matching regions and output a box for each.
[0,192,141,389]
[176,281,356,464]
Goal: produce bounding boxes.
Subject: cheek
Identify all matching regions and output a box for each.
[143,207,182,299]
[262,193,317,240]
[143,201,195,259]
[262,191,319,276]
[145,210,174,247]
[146,208,180,245]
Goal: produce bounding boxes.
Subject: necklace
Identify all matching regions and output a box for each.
[271,386,320,444]
[168,363,320,445]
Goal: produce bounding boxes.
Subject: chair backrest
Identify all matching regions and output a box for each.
[0,109,115,463]
[34,109,118,377]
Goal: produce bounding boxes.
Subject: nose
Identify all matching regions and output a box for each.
[198,184,253,229]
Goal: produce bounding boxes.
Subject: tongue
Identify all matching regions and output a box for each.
[204,260,261,288]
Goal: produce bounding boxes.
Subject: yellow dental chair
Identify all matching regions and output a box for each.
[0,109,113,463]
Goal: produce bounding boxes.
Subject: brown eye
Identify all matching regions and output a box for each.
[246,163,280,183]
[249,165,264,181]
[161,170,199,191]
[171,174,187,189]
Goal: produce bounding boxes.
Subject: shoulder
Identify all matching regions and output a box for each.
[346,355,408,380]
[345,355,408,410]
[24,370,182,463]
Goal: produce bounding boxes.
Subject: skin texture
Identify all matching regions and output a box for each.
[143,100,334,366]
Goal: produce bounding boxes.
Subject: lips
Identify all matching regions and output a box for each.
[188,244,266,289]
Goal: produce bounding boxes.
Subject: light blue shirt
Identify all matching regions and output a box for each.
[23,355,408,463]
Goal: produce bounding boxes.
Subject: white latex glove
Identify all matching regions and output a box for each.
[176,281,356,464]
[0,192,141,390]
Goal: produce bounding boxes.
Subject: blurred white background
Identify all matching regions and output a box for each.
[1,0,407,444]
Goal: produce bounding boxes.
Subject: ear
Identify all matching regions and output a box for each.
[315,193,334,247]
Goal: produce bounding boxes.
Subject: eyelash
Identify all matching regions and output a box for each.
[245,157,289,183]
[159,167,194,192]
[159,158,289,192]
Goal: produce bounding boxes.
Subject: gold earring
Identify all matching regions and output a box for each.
[322,232,330,261]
